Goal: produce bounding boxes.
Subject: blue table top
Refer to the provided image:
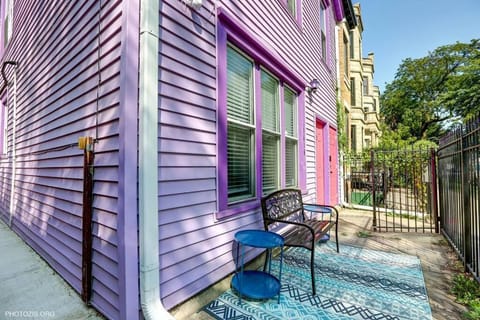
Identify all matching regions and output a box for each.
[234,230,284,248]
[303,204,332,213]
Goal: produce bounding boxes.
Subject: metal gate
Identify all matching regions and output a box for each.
[438,118,480,280]
[342,147,438,233]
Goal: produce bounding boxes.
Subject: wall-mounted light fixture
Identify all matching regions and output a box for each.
[184,0,203,10]
[307,79,320,95]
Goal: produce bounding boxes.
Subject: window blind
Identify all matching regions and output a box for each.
[227,47,254,125]
[228,125,254,200]
[284,87,297,187]
[227,46,255,202]
[262,133,279,194]
[261,71,280,194]
[261,71,279,132]
[285,139,297,187]
[284,87,296,138]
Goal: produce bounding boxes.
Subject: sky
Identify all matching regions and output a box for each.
[358,0,480,93]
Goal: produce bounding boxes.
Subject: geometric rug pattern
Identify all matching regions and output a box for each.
[203,243,432,319]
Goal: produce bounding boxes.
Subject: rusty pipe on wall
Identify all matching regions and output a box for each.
[79,136,95,304]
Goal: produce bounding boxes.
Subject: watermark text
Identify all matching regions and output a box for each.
[4,310,56,318]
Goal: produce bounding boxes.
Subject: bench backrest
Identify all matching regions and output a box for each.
[261,189,305,230]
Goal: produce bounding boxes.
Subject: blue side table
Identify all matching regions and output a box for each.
[232,230,284,303]
[303,204,333,242]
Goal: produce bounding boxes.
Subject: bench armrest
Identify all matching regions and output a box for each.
[302,203,339,224]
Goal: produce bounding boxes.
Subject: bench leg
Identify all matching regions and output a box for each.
[310,249,316,295]
[335,223,339,253]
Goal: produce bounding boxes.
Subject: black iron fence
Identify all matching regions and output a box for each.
[342,147,438,233]
[438,118,480,280]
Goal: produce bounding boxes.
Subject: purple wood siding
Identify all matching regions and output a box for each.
[158,0,221,309]
[158,0,339,309]
[0,1,125,319]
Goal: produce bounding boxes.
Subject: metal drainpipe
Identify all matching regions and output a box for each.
[5,61,18,227]
[139,0,175,319]
[334,24,345,207]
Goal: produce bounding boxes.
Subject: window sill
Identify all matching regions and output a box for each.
[216,199,261,220]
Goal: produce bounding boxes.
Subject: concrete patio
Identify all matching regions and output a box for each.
[0,219,104,320]
[172,208,467,320]
[0,208,467,320]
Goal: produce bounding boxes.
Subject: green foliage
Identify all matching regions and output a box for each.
[381,39,480,143]
[451,273,480,320]
[356,231,372,238]
[451,273,480,319]
[439,42,480,122]
[376,124,415,150]
[452,274,480,304]
[464,299,480,320]
[337,99,347,152]
[355,144,435,212]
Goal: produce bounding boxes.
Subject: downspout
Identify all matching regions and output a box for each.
[334,24,345,207]
[1,61,18,227]
[138,0,175,319]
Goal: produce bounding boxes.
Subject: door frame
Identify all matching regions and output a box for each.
[316,116,337,203]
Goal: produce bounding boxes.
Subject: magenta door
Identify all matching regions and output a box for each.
[328,126,338,205]
[316,120,325,204]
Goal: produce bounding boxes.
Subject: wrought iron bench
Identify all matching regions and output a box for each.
[261,188,339,295]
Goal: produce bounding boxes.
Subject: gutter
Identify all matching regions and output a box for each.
[138,0,175,319]
[1,61,18,227]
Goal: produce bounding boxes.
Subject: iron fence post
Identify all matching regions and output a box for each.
[430,148,439,233]
[371,149,377,230]
[462,129,472,271]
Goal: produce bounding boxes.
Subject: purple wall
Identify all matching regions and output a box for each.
[0,0,344,317]
[157,0,342,309]
[0,1,129,319]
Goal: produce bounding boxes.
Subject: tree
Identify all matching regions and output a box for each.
[381,39,480,141]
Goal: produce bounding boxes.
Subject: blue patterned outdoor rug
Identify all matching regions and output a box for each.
[203,243,432,319]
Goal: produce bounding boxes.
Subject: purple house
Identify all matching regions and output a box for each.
[0,0,347,319]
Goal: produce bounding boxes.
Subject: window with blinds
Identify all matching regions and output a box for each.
[227,46,255,203]
[261,70,280,195]
[284,87,297,187]
[225,43,299,205]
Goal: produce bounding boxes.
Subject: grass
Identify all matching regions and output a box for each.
[351,191,384,207]
[357,230,372,238]
[435,238,449,246]
[451,273,480,319]
[386,212,421,221]
[351,191,374,206]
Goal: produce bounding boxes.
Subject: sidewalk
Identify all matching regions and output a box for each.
[0,219,103,320]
